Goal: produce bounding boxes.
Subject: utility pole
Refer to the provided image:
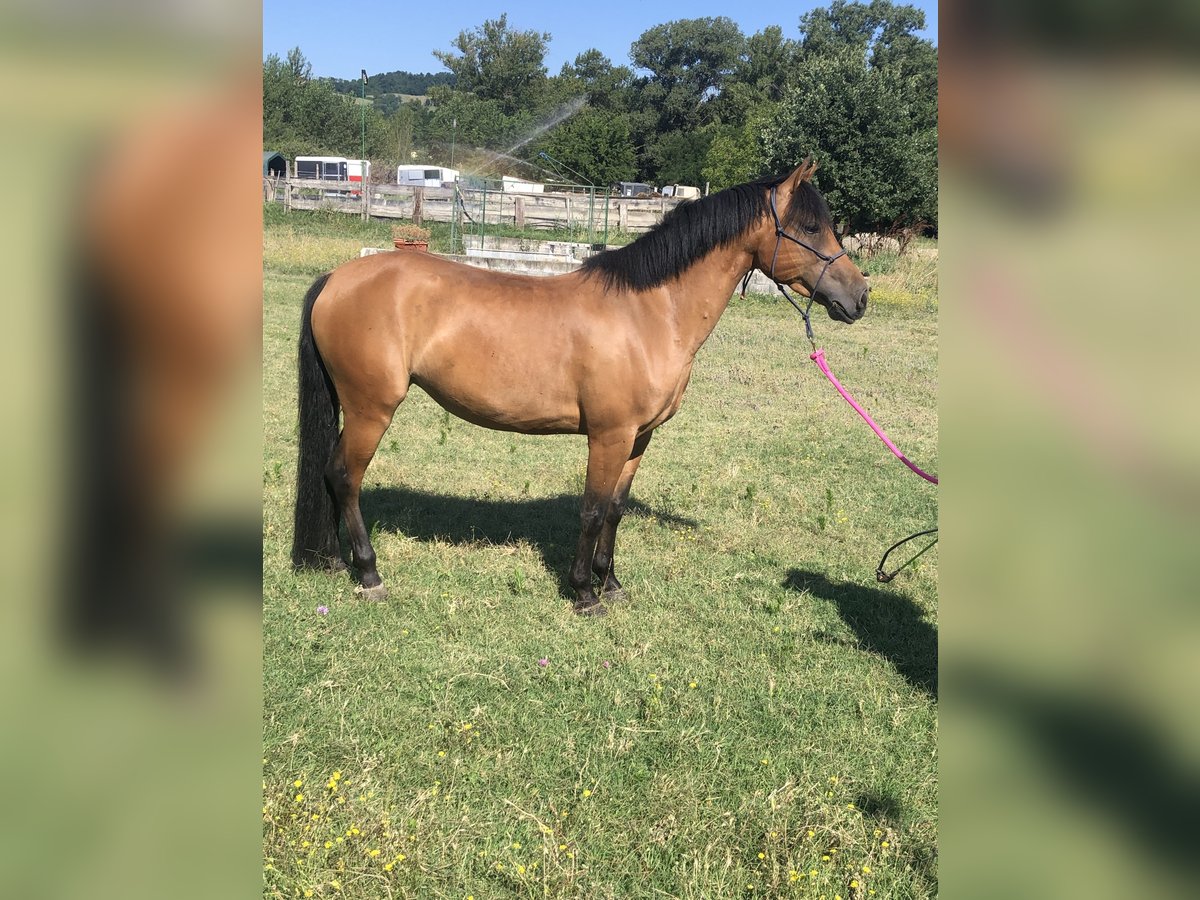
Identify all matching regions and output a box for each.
[360,69,367,172]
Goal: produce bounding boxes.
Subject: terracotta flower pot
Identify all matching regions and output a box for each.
[393,240,429,252]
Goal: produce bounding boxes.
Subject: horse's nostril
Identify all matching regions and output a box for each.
[858,288,869,312]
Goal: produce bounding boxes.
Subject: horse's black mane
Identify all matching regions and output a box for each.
[580,173,834,292]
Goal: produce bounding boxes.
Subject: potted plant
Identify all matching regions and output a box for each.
[392,223,431,252]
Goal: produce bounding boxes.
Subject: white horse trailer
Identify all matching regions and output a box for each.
[396,165,459,187]
[294,156,370,195]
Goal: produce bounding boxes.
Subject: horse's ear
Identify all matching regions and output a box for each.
[790,156,819,187]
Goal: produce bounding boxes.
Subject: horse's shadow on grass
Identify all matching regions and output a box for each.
[783,568,938,699]
[951,664,1200,875]
[360,487,696,599]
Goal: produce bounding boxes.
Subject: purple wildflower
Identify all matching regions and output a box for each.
[537,657,549,667]
[316,605,329,616]
[601,660,611,669]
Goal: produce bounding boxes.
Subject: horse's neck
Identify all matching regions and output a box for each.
[668,245,755,352]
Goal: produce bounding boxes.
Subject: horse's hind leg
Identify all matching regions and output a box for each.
[326,405,397,600]
[592,431,652,603]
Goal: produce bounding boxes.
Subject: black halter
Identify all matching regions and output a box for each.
[750,183,848,347]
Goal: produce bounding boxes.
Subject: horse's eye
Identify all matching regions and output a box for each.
[803,223,820,235]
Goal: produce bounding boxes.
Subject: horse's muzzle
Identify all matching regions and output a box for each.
[823,288,868,323]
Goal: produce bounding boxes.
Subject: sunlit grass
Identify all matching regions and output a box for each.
[263,211,938,899]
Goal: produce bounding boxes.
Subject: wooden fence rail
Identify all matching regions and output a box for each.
[268,178,684,233]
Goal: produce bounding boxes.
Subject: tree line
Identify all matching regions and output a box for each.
[262,1,937,232]
[323,70,455,99]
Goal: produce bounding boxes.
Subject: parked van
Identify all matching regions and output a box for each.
[613,181,658,198]
[661,184,701,199]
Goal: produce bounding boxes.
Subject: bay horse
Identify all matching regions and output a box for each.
[292,160,869,614]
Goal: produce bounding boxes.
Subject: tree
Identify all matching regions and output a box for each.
[424,88,514,153]
[760,48,936,230]
[747,2,938,230]
[703,119,768,191]
[263,48,391,161]
[535,108,636,187]
[629,17,746,133]
[647,129,713,188]
[800,0,937,117]
[556,50,633,110]
[433,14,551,116]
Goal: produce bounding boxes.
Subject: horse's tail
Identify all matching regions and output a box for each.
[291,272,342,569]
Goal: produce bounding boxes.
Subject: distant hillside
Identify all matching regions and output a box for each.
[323,70,455,97]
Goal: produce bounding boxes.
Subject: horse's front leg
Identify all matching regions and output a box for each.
[569,431,636,615]
[592,431,652,603]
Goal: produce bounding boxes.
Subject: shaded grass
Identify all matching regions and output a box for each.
[263,223,938,898]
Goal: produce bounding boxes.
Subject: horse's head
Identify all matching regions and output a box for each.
[754,159,869,323]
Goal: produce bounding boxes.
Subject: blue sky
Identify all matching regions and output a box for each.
[262,0,937,81]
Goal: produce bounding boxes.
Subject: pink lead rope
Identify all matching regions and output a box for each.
[810,349,938,485]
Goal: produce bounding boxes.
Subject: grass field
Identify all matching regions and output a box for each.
[263,208,938,899]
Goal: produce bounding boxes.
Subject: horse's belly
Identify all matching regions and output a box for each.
[411,372,582,435]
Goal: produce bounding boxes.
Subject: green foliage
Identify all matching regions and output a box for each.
[703,119,768,192]
[747,3,939,230]
[556,49,634,110]
[535,108,636,186]
[630,17,745,132]
[263,48,392,161]
[646,129,713,188]
[425,89,516,152]
[432,13,551,116]
[325,70,455,97]
[709,25,796,127]
[761,46,937,230]
[263,4,937,226]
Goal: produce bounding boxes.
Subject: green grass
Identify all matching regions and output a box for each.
[263,211,938,899]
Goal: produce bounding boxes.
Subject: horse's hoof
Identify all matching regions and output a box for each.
[601,587,629,604]
[354,583,389,602]
[573,599,607,617]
